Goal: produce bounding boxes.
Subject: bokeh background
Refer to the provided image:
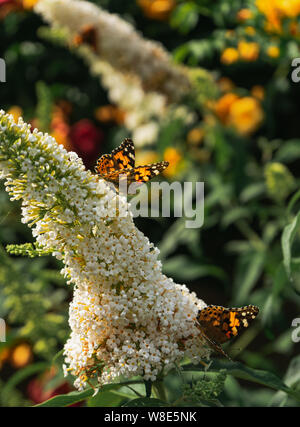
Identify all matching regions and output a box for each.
[0,0,300,407]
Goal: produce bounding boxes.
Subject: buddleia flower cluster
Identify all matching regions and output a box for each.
[0,111,209,391]
[34,0,195,147]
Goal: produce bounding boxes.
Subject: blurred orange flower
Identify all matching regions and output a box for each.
[214,93,239,124]
[10,343,33,369]
[163,147,183,178]
[237,8,253,21]
[221,47,239,65]
[267,45,280,58]
[137,0,175,20]
[238,41,260,61]
[22,0,39,9]
[215,93,264,136]
[227,96,264,136]
[95,105,125,125]
[7,106,23,122]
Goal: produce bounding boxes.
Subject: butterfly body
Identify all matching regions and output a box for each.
[95,138,169,189]
[196,304,259,359]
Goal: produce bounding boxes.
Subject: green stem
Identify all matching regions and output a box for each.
[144,380,152,398]
[152,380,168,403]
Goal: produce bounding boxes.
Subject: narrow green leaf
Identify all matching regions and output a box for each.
[34,382,144,407]
[281,211,300,277]
[35,388,94,407]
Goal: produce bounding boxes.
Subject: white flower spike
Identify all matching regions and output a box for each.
[0,111,209,390]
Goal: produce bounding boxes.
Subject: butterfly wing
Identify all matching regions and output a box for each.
[95,139,168,188]
[197,305,259,344]
[129,161,169,183]
[95,138,135,178]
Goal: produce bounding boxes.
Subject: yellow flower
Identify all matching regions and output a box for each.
[267,45,280,58]
[23,0,40,9]
[238,41,260,61]
[7,106,23,122]
[255,0,283,33]
[137,0,175,21]
[214,93,240,124]
[10,343,33,369]
[255,0,300,33]
[220,47,239,65]
[163,147,183,178]
[279,0,300,18]
[227,96,264,136]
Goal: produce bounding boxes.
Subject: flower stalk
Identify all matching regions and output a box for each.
[0,111,209,390]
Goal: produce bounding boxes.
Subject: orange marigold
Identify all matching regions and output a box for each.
[220,47,239,65]
[137,0,175,21]
[227,96,264,136]
[214,93,239,124]
[238,41,260,61]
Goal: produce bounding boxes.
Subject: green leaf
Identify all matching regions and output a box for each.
[170,3,200,35]
[35,388,94,407]
[233,251,265,304]
[122,397,166,407]
[275,139,300,163]
[162,255,227,282]
[269,355,300,406]
[34,382,144,407]
[281,211,300,278]
[240,183,266,203]
[221,207,251,228]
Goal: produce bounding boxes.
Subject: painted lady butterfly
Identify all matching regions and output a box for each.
[196,304,259,359]
[95,138,169,189]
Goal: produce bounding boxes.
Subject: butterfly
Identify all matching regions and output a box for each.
[94,138,169,190]
[73,25,98,51]
[196,304,259,359]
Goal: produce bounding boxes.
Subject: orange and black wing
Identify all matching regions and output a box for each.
[197,305,259,345]
[95,138,135,178]
[196,305,259,359]
[129,161,169,184]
